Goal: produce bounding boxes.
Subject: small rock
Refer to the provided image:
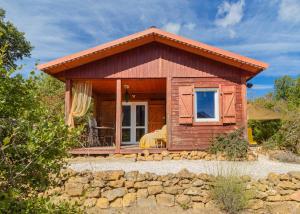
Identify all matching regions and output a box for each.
[156,193,175,207]
[102,187,127,201]
[123,193,136,207]
[125,181,134,188]
[290,190,300,202]
[143,150,150,156]
[268,172,280,184]
[278,181,297,190]
[125,171,138,181]
[279,174,290,181]
[148,181,162,186]
[137,189,148,198]
[108,179,124,188]
[177,169,195,179]
[184,187,202,196]
[103,170,124,181]
[148,185,163,195]
[164,186,182,195]
[153,154,163,161]
[288,171,300,180]
[176,194,191,205]
[161,151,169,157]
[267,195,282,202]
[247,199,264,210]
[96,198,109,209]
[85,187,100,198]
[110,198,123,208]
[65,182,84,196]
[192,202,205,209]
[192,179,204,187]
[134,181,148,188]
[137,196,157,208]
[83,198,97,208]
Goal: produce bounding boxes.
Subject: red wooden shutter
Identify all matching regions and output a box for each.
[221,85,236,124]
[178,85,193,124]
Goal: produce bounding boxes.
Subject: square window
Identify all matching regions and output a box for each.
[194,88,219,122]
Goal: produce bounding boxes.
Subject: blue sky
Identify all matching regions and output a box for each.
[1,0,299,98]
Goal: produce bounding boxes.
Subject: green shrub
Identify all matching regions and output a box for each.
[265,114,300,154]
[248,120,281,143]
[0,193,82,214]
[209,128,248,160]
[211,175,251,214]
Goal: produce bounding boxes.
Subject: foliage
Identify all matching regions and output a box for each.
[0,195,82,214]
[0,8,32,70]
[269,150,300,164]
[209,128,248,160]
[248,120,281,143]
[211,175,251,214]
[265,113,300,154]
[0,49,82,211]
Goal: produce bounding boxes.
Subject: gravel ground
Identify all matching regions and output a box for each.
[68,155,300,179]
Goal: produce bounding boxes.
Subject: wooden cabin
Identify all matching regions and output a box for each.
[38,27,268,154]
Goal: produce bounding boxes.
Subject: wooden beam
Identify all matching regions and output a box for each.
[65,79,72,125]
[166,77,172,150]
[241,76,248,140]
[115,79,122,153]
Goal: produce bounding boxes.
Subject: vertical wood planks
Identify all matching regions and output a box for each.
[65,79,72,125]
[115,79,122,153]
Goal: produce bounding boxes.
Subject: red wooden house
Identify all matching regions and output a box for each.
[38,27,268,154]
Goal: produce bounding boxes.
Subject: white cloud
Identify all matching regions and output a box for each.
[162,22,181,34]
[279,0,300,23]
[251,84,274,90]
[184,23,196,31]
[215,0,245,28]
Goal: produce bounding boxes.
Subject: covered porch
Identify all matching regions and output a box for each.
[66,78,170,154]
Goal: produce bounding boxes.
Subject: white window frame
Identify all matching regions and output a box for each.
[122,102,148,145]
[194,88,219,122]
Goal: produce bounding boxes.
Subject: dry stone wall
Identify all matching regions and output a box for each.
[43,169,300,212]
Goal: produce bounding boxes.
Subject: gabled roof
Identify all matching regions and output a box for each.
[37,27,268,75]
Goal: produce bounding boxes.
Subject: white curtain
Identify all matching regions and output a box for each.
[67,81,92,127]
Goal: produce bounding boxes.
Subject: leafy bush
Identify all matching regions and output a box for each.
[265,113,300,154]
[0,48,82,212]
[211,175,251,214]
[248,120,281,143]
[269,150,300,163]
[0,194,82,214]
[209,128,248,160]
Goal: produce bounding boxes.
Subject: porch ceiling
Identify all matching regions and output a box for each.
[91,79,166,94]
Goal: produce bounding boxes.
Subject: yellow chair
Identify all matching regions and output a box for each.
[139,125,167,149]
[248,127,257,145]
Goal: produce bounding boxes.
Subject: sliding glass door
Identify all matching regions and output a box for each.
[122,102,148,145]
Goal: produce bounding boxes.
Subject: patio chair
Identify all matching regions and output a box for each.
[87,117,100,146]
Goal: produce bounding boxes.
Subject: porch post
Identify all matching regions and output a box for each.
[65,79,72,125]
[166,77,172,149]
[115,79,122,153]
[241,76,248,140]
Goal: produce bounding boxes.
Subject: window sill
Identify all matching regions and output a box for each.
[192,121,223,126]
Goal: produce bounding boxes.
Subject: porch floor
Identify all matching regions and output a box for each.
[69,145,166,155]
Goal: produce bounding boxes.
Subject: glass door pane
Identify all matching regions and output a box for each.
[135,105,146,142]
[122,105,131,126]
[136,105,145,126]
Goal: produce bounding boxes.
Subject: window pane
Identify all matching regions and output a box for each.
[196,91,215,118]
[122,128,130,142]
[136,128,145,142]
[122,106,131,126]
[136,105,145,126]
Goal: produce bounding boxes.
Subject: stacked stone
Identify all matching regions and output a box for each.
[43,169,300,212]
[112,150,257,161]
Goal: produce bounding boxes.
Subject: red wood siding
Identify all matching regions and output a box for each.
[57,42,247,81]
[170,77,243,150]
